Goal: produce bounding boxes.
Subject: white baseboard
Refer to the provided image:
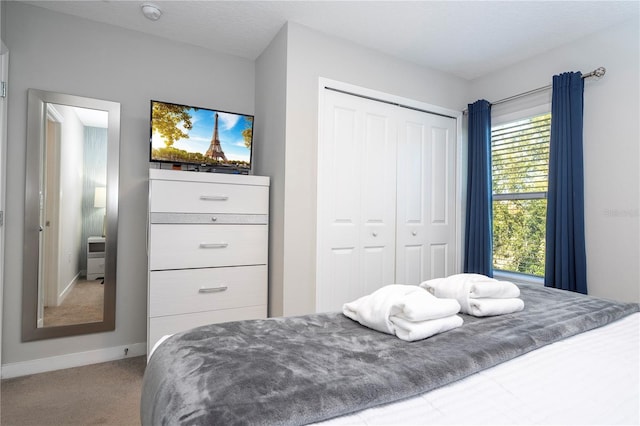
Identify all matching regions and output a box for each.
[0,342,147,379]
[57,273,80,307]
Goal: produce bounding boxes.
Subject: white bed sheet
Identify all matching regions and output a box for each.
[317,313,640,425]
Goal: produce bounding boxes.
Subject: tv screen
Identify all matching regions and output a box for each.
[150,100,253,174]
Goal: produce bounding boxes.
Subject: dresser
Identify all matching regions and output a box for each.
[147,168,269,356]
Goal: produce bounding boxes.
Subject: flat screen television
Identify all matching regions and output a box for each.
[149,100,253,174]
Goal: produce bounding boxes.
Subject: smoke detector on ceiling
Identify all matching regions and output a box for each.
[141,3,162,21]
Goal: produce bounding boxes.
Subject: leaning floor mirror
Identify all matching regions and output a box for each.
[22,89,120,341]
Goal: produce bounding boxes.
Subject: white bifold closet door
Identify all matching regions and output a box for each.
[317,88,457,313]
[395,108,457,286]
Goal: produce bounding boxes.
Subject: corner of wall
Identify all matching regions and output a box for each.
[255,22,288,317]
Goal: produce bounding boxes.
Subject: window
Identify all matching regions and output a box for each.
[491,112,551,277]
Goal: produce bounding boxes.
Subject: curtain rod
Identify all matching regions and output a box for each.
[463,66,606,114]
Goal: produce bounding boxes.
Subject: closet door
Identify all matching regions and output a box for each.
[317,89,397,312]
[396,110,457,284]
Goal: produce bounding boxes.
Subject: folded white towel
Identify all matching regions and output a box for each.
[342,284,462,341]
[390,315,464,341]
[423,273,521,299]
[465,298,525,317]
[420,274,524,317]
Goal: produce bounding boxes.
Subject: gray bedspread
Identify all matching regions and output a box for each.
[141,283,639,426]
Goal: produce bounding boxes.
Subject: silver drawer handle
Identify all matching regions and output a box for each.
[199,242,228,249]
[199,286,228,293]
[199,195,228,201]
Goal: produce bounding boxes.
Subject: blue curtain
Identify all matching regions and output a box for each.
[545,72,587,294]
[464,100,493,276]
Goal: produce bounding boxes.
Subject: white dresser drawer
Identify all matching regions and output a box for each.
[150,180,268,214]
[87,258,104,280]
[148,305,267,353]
[149,265,267,317]
[149,224,267,270]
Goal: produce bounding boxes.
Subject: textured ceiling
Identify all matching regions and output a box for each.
[19,0,640,80]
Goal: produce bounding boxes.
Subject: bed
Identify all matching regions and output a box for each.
[141,282,639,425]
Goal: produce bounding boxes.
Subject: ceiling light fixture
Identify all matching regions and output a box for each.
[141,3,162,21]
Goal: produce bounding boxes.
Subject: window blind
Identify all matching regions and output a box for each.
[492,113,551,198]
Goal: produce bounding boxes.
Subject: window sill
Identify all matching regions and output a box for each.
[493,270,544,286]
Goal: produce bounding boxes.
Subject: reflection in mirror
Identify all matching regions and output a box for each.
[23,89,120,341]
[40,104,107,327]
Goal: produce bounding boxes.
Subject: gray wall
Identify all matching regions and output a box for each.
[1,1,4,40]
[254,25,288,317]
[2,2,254,364]
[469,18,640,303]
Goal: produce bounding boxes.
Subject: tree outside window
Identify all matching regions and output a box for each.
[492,113,550,277]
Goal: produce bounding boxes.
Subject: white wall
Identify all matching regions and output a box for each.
[56,105,84,301]
[2,2,255,365]
[255,25,288,317]
[469,18,640,303]
[259,22,470,316]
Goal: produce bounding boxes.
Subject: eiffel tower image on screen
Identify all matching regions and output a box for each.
[205,112,227,161]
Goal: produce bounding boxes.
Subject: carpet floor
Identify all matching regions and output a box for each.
[43,279,104,327]
[1,356,146,426]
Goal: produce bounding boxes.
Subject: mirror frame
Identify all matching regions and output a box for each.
[22,89,120,341]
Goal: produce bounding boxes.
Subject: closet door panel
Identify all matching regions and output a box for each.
[329,105,360,226]
[430,127,449,224]
[361,245,392,296]
[401,121,427,223]
[317,90,396,312]
[319,247,358,313]
[396,112,457,284]
[360,109,396,292]
[318,97,361,312]
[430,243,448,279]
[401,245,424,286]
[361,112,395,223]
[325,104,360,248]
[427,122,456,280]
[396,115,428,284]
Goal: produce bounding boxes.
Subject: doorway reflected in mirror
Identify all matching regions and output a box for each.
[38,103,108,329]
